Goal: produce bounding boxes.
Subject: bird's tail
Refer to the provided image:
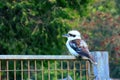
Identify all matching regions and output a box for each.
[88,55,97,65]
[78,51,97,65]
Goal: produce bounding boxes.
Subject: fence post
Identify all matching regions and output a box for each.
[91,51,110,80]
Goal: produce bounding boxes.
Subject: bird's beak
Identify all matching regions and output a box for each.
[62,34,69,37]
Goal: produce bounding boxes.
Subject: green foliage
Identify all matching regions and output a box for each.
[0,0,69,55]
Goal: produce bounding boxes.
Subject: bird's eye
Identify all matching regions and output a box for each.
[69,33,76,37]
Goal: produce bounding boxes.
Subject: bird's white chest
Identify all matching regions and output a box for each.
[66,41,79,56]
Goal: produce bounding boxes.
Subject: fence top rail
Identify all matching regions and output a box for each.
[0,55,88,60]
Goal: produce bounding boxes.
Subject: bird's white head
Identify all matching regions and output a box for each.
[63,30,81,41]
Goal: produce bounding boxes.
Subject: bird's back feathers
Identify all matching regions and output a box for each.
[69,40,90,58]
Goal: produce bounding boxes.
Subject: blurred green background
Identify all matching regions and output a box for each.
[0,0,120,78]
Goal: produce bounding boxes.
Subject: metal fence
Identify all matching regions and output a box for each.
[0,55,92,80]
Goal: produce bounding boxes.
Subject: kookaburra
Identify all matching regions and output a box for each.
[63,30,97,64]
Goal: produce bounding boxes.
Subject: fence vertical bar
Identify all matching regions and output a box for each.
[42,61,44,80]
[87,61,91,79]
[73,61,76,80]
[0,61,1,80]
[48,61,50,80]
[14,60,16,80]
[55,61,57,80]
[86,61,89,80]
[28,60,30,79]
[79,61,81,80]
[61,61,63,80]
[35,60,37,80]
[21,60,23,80]
[67,61,70,80]
[80,61,82,80]
[6,60,9,80]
